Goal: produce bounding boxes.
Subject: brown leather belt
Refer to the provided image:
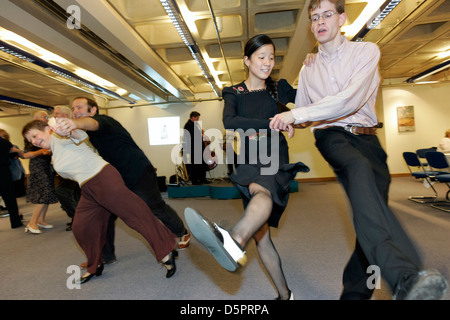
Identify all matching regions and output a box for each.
[315,123,383,135]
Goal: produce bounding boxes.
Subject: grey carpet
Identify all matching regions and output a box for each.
[0,177,449,300]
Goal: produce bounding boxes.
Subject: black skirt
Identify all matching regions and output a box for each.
[230,161,309,227]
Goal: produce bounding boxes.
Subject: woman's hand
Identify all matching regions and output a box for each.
[270,111,295,132]
[53,118,76,137]
[303,53,316,67]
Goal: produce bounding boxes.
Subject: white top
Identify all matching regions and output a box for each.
[50,129,108,186]
[437,137,450,153]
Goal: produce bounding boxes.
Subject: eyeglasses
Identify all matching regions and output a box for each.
[310,10,337,23]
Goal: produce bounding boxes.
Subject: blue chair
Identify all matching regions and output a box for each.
[424,151,450,212]
[416,147,437,168]
[402,152,438,203]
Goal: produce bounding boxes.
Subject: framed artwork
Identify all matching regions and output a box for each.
[397,105,415,132]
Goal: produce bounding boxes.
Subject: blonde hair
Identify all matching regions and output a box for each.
[32,110,49,121]
[53,105,73,118]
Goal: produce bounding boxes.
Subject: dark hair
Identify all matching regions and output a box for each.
[72,97,99,115]
[244,34,279,104]
[0,128,10,141]
[22,120,48,138]
[190,111,200,118]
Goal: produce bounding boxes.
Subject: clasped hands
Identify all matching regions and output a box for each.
[49,118,77,137]
[270,111,311,138]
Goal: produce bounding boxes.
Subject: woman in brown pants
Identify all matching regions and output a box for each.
[23,119,178,284]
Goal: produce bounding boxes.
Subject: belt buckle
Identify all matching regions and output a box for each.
[345,125,359,135]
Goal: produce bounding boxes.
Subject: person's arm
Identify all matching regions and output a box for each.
[21,148,51,159]
[55,117,99,137]
[9,146,21,155]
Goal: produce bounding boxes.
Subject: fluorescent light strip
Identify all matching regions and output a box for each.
[0,45,34,62]
[0,40,134,103]
[0,94,52,111]
[160,0,221,96]
[367,0,402,29]
[352,0,403,41]
[406,60,450,83]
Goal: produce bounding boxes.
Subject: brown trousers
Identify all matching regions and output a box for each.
[72,164,176,274]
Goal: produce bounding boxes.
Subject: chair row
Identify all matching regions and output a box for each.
[402,149,450,213]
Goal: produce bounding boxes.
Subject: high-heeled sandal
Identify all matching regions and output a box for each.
[77,264,104,284]
[25,225,42,234]
[162,250,178,278]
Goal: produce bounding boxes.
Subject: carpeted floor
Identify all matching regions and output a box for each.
[0,177,449,302]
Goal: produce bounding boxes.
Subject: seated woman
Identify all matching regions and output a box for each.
[22,119,178,284]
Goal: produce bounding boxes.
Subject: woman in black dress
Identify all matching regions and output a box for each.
[185,34,309,300]
[22,111,58,234]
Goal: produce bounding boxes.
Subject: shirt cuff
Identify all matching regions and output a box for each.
[292,108,308,124]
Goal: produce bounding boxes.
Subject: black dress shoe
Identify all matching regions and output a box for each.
[393,269,448,300]
[162,250,178,278]
[77,264,104,284]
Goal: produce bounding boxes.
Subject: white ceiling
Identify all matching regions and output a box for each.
[0,0,449,117]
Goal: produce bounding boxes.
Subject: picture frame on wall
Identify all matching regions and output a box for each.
[397,105,415,132]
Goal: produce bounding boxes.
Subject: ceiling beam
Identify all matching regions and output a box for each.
[278,0,316,86]
[54,0,192,100]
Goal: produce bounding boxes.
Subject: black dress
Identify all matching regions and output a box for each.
[25,143,58,205]
[222,79,309,227]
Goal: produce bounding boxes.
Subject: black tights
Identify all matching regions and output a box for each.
[231,183,290,299]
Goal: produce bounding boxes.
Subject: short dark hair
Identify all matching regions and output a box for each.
[22,120,48,138]
[190,111,200,118]
[72,97,99,115]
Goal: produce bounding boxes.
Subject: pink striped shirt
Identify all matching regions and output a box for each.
[293,36,381,130]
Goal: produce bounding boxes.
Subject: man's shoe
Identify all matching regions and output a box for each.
[178,231,191,250]
[184,207,247,272]
[393,269,448,300]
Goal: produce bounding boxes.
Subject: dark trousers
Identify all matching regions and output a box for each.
[186,163,207,184]
[131,165,186,237]
[72,165,176,274]
[55,177,81,219]
[314,127,422,296]
[101,165,186,261]
[0,167,22,228]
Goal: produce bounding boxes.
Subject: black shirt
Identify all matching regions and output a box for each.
[86,114,152,188]
[0,137,13,168]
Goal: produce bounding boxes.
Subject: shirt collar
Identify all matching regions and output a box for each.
[318,35,348,62]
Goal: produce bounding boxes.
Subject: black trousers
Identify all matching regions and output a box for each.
[0,167,22,228]
[186,163,207,184]
[55,177,81,219]
[102,165,186,259]
[314,127,422,296]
